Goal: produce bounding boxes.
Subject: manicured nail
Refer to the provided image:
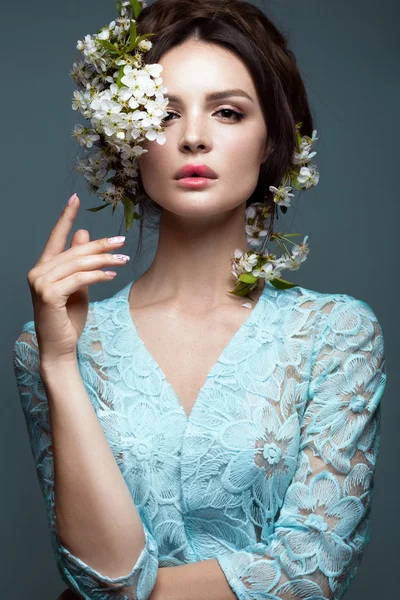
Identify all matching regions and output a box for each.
[108,236,126,244]
[67,193,78,206]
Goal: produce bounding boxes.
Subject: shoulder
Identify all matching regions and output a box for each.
[267,283,385,357]
[279,282,383,330]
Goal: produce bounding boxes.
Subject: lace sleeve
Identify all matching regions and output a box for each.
[12,317,159,600]
[215,296,386,600]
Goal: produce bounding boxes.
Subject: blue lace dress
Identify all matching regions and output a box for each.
[12,278,387,600]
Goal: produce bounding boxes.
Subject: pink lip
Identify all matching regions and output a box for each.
[176,177,216,189]
[175,163,218,179]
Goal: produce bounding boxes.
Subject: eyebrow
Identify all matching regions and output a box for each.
[165,89,254,103]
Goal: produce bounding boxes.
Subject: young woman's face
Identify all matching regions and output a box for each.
[138,39,270,218]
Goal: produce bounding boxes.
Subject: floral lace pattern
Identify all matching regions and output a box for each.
[13,279,386,600]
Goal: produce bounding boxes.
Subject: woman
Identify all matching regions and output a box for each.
[13,1,386,599]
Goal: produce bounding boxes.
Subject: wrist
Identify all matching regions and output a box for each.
[39,354,79,378]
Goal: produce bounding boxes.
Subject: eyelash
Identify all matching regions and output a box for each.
[162,108,246,124]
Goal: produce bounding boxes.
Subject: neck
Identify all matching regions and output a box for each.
[133,203,258,310]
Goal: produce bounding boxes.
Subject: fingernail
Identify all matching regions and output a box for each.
[67,193,78,207]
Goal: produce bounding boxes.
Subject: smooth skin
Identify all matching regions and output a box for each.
[134,38,272,310]
[27,195,128,366]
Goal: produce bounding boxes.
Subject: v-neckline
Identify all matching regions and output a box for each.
[122,277,270,422]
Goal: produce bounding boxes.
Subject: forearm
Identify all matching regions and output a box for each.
[58,559,235,600]
[40,357,145,580]
[149,559,236,600]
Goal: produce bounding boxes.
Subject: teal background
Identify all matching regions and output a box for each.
[2,0,397,597]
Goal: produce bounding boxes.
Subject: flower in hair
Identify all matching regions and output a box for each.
[232,124,319,301]
[70,0,168,229]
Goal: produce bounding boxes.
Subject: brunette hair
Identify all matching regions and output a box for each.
[131,0,316,261]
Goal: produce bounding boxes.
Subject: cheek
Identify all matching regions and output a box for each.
[138,143,169,189]
[221,128,265,190]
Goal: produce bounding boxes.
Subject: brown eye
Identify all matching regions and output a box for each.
[216,108,245,121]
[161,108,246,124]
[162,112,177,124]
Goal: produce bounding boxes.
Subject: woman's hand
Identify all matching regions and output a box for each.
[27,193,129,366]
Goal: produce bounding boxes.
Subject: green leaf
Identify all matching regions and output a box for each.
[97,39,121,55]
[128,33,155,52]
[86,204,110,213]
[123,196,136,232]
[239,273,258,284]
[228,281,258,298]
[129,20,137,47]
[116,64,125,88]
[269,277,299,290]
[136,32,155,41]
[129,0,142,19]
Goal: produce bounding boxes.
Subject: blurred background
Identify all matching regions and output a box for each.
[2,0,398,597]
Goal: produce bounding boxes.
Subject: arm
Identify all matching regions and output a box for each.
[59,560,236,600]
[13,321,159,600]
[153,296,386,600]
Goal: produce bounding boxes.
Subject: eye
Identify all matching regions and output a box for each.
[161,112,178,124]
[161,108,246,124]
[215,108,245,122]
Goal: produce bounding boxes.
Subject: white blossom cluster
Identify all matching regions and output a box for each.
[70,0,168,215]
[232,125,319,300]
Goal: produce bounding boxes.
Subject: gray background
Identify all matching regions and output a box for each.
[2,0,398,597]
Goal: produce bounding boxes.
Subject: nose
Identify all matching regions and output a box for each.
[178,113,210,153]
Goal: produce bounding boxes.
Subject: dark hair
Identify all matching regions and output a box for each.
[132,0,315,261]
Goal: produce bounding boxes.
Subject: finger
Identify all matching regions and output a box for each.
[71,228,90,249]
[67,229,90,306]
[37,193,80,266]
[33,246,128,290]
[28,232,126,285]
[38,265,118,301]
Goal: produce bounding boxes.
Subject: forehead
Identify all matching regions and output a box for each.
[158,40,257,99]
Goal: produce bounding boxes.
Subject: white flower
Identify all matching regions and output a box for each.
[297,165,320,189]
[245,205,258,220]
[145,129,166,144]
[71,90,93,118]
[253,261,274,278]
[98,183,125,207]
[72,124,100,148]
[91,98,122,120]
[241,252,259,272]
[144,64,163,78]
[292,147,317,165]
[269,185,295,207]
[96,28,111,41]
[291,235,309,262]
[138,40,152,52]
[76,34,95,53]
